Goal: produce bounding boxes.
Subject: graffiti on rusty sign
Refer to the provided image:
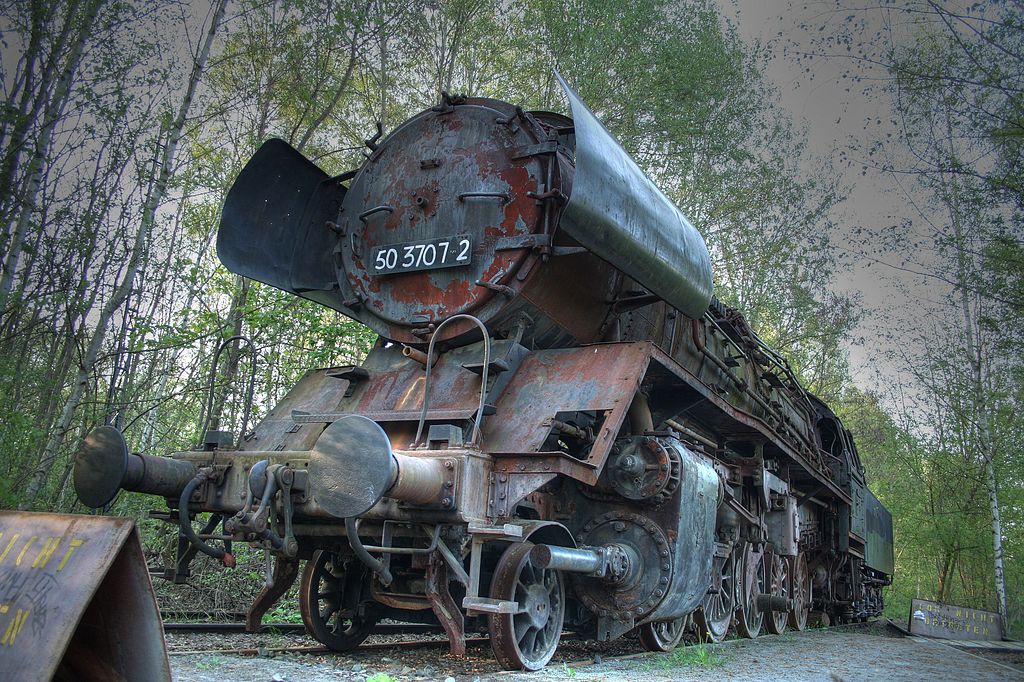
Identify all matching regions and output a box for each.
[909,597,1004,641]
[0,511,170,682]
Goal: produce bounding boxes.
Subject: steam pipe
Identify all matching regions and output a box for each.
[691,319,745,388]
[664,418,718,451]
[627,392,654,434]
[402,345,436,367]
[346,517,393,585]
[691,319,788,427]
[179,473,235,567]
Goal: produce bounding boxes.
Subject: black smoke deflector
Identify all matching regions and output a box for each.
[217,138,356,314]
[554,72,713,319]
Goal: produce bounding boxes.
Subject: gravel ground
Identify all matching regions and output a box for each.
[168,623,1024,682]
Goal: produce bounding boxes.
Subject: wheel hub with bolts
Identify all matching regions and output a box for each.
[573,511,672,620]
[525,584,551,630]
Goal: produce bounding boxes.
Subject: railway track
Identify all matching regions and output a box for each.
[162,622,442,635]
[167,637,490,658]
[165,619,883,659]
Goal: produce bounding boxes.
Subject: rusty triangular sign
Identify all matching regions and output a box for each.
[0,512,170,681]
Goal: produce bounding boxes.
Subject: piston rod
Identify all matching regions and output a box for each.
[529,543,635,583]
[124,452,198,498]
[387,453,447,505]
[530,544,605,575]
[756,594,793,612]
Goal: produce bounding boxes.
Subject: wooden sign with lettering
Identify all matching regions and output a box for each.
[909,597,1004,641]
[0,511,170,681]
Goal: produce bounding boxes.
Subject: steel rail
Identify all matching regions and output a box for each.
[167,636,486,657]
[162,622,442,635]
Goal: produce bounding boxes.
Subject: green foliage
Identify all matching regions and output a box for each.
[798,0,1024,633]
[0,0,855,515]
[840,383,1022,637]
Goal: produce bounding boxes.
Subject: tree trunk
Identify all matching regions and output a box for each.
[21,0,229,507]
[0,0,76,242]
[945,174,1009,625]
[982,439,1007,621]
[209,275,251,435]
[0,0,99,311]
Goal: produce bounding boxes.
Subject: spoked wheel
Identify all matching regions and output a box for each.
[735,543,765,639]
[638,617,687,652]
[694,551,735,643]
[765,552,789,635]
[489,542,566,671]
[787,552,810,631]
[299,550,377,651]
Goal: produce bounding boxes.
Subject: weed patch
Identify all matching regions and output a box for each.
[655,643,726,670]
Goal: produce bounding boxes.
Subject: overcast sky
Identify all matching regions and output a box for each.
[721,1,935,387]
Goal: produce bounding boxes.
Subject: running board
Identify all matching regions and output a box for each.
[463,597,520,614]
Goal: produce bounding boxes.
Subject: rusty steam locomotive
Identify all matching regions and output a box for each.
[73,75,893,670]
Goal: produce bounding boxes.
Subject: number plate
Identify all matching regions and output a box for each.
[370,235,472,274]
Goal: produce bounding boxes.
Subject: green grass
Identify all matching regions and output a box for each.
[267,601,304,624]
[365,674,395,682]
[649,643,726,671]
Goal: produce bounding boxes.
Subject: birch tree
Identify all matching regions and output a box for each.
[22,0,229,506]
[0,0,102,310]
[883,3,1020,627]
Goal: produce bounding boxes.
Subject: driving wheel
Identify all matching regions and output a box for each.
[735,542,765,638]
[488,542,565,671]
[694,551,735,642]
[639,617,687,652]
[788,552,810,631]
[299,550,377,651]
[765,552,789,635]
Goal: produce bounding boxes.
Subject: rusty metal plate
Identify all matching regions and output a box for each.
[909,598,1004,641]
[0,511,169,681]
[239,368,351,453]
[353,342,496,417]
[486,342,652,482]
